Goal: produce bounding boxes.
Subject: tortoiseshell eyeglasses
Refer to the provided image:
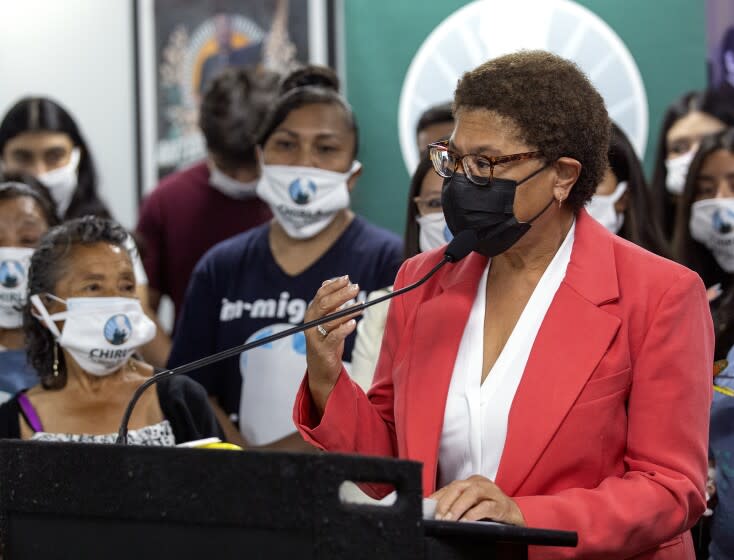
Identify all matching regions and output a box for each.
[428,140,542,186]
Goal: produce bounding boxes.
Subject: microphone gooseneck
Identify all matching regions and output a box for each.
[115,230,478,444]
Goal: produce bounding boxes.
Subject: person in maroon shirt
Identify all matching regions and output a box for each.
[137,68,275,331]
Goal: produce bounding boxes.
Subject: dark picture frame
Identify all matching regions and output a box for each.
[132,0,341,202]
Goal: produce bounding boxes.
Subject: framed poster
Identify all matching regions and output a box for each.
[133,0,341,197]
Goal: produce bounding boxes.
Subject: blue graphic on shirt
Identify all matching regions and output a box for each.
[167,217,403,441]
[288,178,317,205]
[103,314,132,345]
[0,260,24,289]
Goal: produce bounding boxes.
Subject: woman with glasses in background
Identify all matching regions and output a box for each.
[351,152,452,389]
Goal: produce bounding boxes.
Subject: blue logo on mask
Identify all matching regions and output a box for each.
[713,208,734,234]
[104,314,132,345]
[288,178,317,205]
[0,260,24,289]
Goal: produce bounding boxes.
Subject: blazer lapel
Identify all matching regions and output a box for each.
[403,253,487,495]
[495,210,622,495]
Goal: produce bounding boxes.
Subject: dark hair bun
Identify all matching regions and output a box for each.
[280,65,340,95]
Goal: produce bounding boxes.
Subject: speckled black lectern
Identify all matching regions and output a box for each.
[0,441,576,559]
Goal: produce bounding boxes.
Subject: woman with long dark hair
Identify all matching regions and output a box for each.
[587,123,667,255]
[671,127,734,560]
[650,90,734,242]
[0,97,109,220]
[672,128,734,358]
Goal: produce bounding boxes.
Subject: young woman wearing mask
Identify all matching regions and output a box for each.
[0,174,58,403]
[587,123,667,255]
[671,127,734,560]
[168,66,403,450]
[0,97,170,367]
[350,153,452,387]
[650,90,733,241]
[673,128,734,354]
[0,216,221,444]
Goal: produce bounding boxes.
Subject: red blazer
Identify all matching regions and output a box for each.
[295,210,713,559]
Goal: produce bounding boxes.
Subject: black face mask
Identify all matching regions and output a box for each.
[441,165,552,257]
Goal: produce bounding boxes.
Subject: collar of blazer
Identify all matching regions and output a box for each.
[404,209,623,496]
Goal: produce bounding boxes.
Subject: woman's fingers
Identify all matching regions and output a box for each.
[317,300,363,335]
[317,281,360,315]
[443,483,483,522]
[461,501,498,522]
[433,480,471,521]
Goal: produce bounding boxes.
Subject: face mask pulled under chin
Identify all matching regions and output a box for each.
[37,147,80,217]
[30,295,156,376]
[441,167,549,258]
[0,247,34,328]
[208,163,258,199]
[665,150,695,196]
[586,181,627,234]
[256,161,361,239]
[690,198,734,272]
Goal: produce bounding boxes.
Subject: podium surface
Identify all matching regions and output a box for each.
[0,441,576,559]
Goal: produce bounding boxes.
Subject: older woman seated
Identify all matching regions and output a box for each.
[0,216,221,445]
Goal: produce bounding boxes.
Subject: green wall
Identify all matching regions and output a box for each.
[343,0,707,235]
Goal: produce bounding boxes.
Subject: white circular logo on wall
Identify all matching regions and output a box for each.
[398,0,649,173]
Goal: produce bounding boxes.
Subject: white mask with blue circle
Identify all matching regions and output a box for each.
[0,247,34,329]
[256,162,361,239]
[416,213,453,253]
[30,294,156,376]
[690,198,734,272]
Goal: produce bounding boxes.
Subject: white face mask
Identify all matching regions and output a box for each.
[690,198,734,272]
[416,213,453,252]
[30,295,156,376]
[256,162,361,239]
[665,150,695,196]
[0,247,34,328]
[587,181,627,234]
[208,163,258,199]
[37,147,80,216]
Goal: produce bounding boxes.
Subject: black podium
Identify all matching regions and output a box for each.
[0,441,576,559]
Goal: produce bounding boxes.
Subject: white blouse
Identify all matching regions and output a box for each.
[438,222,576,488]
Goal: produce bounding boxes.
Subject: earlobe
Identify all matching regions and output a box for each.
[346,164,362,192]
[553,157,582,201]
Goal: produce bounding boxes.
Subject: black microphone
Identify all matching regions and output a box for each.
[116,230,478,444]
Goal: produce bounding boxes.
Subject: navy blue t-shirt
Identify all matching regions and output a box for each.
[168,217,402,445]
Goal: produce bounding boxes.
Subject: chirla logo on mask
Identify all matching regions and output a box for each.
[713,208,734,234]
[0,260,24,289]
[103,314,133,346]
[288,178,317,205]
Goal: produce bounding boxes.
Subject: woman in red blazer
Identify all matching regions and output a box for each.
[295,51,713,559]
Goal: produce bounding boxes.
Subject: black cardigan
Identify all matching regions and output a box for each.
[0,375,224,444]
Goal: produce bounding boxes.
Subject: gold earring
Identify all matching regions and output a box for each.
[53,343,59,378]
[558,197,564,209]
